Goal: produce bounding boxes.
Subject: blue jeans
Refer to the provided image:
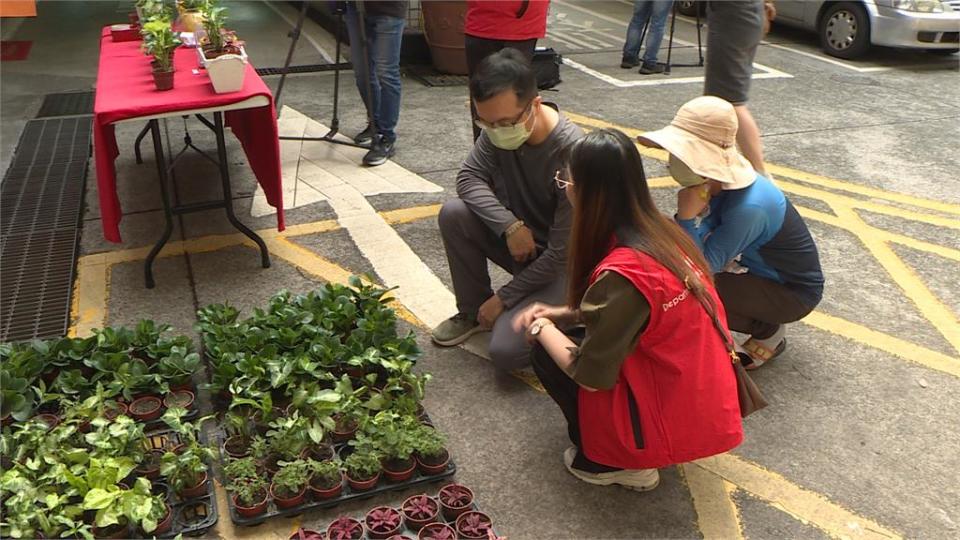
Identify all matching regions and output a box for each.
[345,4,405,143]
[622,0,672,67]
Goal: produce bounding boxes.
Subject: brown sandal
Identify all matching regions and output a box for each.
[742,338,786,370]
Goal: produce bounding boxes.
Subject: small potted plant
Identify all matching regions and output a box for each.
[227,474,269,518]
[139,496,173,536]
[222,409,254,459]
[163,388,195,410]
[289,528,324,540]
[412,425,449,476]
[326,516,364,540]
[438,484,473,521]
[455,511,492,540]
[160,444,213,499]
[366,412,417,483]
[158,348,200,391]
[135,448,165,480]
[308,458,343,500]
[141,20,180,92]
[128,394,164,422]
[344,449,381,492]
[177,0,206,32]
[270,459,310,509]
[365,506,403,540]
[417,522,457,540]
[198,3,247,93]
[402,494,440,531]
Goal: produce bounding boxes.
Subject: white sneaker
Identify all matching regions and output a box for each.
[563,447,659,491]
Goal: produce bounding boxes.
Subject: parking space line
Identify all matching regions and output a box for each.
[695,454,902,540]
[763,42,892,73]
[681,463,744,540]
[563,56,791,87]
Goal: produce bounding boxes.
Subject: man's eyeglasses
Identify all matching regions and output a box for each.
[474,100,534,130]
[554,170,573,190]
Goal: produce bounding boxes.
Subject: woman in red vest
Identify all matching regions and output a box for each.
[513,128,743,490]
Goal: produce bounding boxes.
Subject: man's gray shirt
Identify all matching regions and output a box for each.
[456,109,583,308]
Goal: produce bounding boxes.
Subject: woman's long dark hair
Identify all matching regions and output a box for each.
[564,128,714,307]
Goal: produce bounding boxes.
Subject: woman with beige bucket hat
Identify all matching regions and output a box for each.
[639,96,824,368]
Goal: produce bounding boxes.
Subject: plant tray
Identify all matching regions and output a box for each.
[219,423,456,526]
[141,429,219,538]
[292,488,496,540]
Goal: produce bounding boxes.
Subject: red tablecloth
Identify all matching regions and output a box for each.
[93,27,284,243]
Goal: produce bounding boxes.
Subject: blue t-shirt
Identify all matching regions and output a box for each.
[678,175,824,306]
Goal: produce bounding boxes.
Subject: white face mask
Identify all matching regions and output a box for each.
[668,154,708,187]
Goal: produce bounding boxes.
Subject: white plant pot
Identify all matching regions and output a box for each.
[199,46,248,94]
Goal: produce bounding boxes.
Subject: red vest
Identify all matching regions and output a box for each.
[578,247,743,469]
[465,0,549,41]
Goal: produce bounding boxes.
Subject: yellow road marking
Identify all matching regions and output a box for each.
[695,454,902,540]
[382,203,442,225]
[681,463,744,540]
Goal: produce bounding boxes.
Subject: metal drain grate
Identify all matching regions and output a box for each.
[0,116,91,342]
[255,62,350,76]
[404,65,469,87]
[35,91,95,118]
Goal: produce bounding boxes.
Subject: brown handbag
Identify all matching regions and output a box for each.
[692,280,770,418]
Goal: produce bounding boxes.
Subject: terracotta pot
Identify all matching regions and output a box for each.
[365,506,404,540]
[163,389,195,410]
[169,380,194,392]
[402,494,440,531]
[332,417,358,443]
[416,449,450,476]
[325,517,364,540]
[417,522,457,540]
[346,471,380,492]
[308,473,343,501]
[420,0,469,75]
[455,511,493,540]
[233,491,269,518]
[179,471,208,499]
[136,449,165,480]
[288,528,324,540]
[269,482,307,510]
[223,436,251,459]
[303,444,335,462]
[438,484,473,521]
[148,504,173,536]
[33,413,59,430]
[104,402,128,422]
[129,396,163,422]
[179,9,204,32]
[153,69,174,91]
[382,458,416,483]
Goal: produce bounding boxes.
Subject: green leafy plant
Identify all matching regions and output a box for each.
[158,346,200,387]
[81,477,161,532]
[308,457,342,489]
[362,411,419,465]
[272,459,310,498]
[0,369,35,421]
[228,474,268,507]
[265,413,311,460]
[224,457,258,481]
[412,424,448,462]
[142,19,181,72]
[344,449,381,481]
[201,3,228,51]
[160,444,213,494]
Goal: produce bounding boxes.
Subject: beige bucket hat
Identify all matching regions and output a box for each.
[637,96,757,190]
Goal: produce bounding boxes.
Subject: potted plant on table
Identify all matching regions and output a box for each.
[343,448,382,492]
[402,494,440,531]
[326,516,364,540]
[177,0,206,32]
[270,459,310,509]
[225,457,270,518]
[141,19,180,91]
[365,506,404,540]
[412,424,450,476]
[198,2,247,93]
[307,458,344,500]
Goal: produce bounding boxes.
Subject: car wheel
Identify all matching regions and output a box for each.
[819,2,871,59]
[677,1,702,18]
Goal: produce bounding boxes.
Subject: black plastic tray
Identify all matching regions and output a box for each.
[294,490,496,540]
[139,429,219,538]
[220,433,456,526]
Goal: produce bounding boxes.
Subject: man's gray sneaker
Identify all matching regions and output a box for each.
[431,313,483,346]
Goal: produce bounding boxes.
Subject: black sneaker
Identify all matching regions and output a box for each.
[362,137,395,167]
[639,63,665,75]
[620,56,640,69]
[353,124,375,146]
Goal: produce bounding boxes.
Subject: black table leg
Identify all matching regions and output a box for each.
[145,119,174,289]
[134,123,151,164]
[213,112,271,269]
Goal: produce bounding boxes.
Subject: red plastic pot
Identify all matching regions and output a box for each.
[325,516,364,540]
[135,449,165,480]
[365,506,404,540]
[303,443,335,462]
[289,528,324,540]
[129,396,164,422]
[308,473,343,501]
[346,471,381,492]
[163,389,195,410]
[234,491,269,518]
[179,471,209,499]
[270,482,308,510]
[223,436,251,459]
[147,503,173,536]
[455,511,493,540]
[438,484,473,521]
[153,69,174,91]
[104,402,128,422]
[402,494,440,531]
[382,458,416,483]
[416,449,450,476]
[417,522,457,540]
[332,417,358,443]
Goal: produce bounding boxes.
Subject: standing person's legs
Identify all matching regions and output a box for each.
[532,342,620,473]
[345,4,379,128]
[622,0,653,66]
[368,15,405,144]
[640,0,673,68]
[704,0,768,176]
[488,277,566,371]
[465,35,537,140]
[437,198,516,320]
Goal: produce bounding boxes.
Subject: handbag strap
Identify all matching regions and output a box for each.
[682,274,742,365]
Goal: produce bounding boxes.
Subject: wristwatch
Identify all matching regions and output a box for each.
[530,319,555,336]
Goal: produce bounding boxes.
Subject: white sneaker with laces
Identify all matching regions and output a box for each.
[563,447,660,491]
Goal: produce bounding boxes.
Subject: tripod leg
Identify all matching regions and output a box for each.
[666,2,678,74]
[354,3,380,141]
[330,8,344,136]
[275,1,309,112]
[696,6,704,66]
